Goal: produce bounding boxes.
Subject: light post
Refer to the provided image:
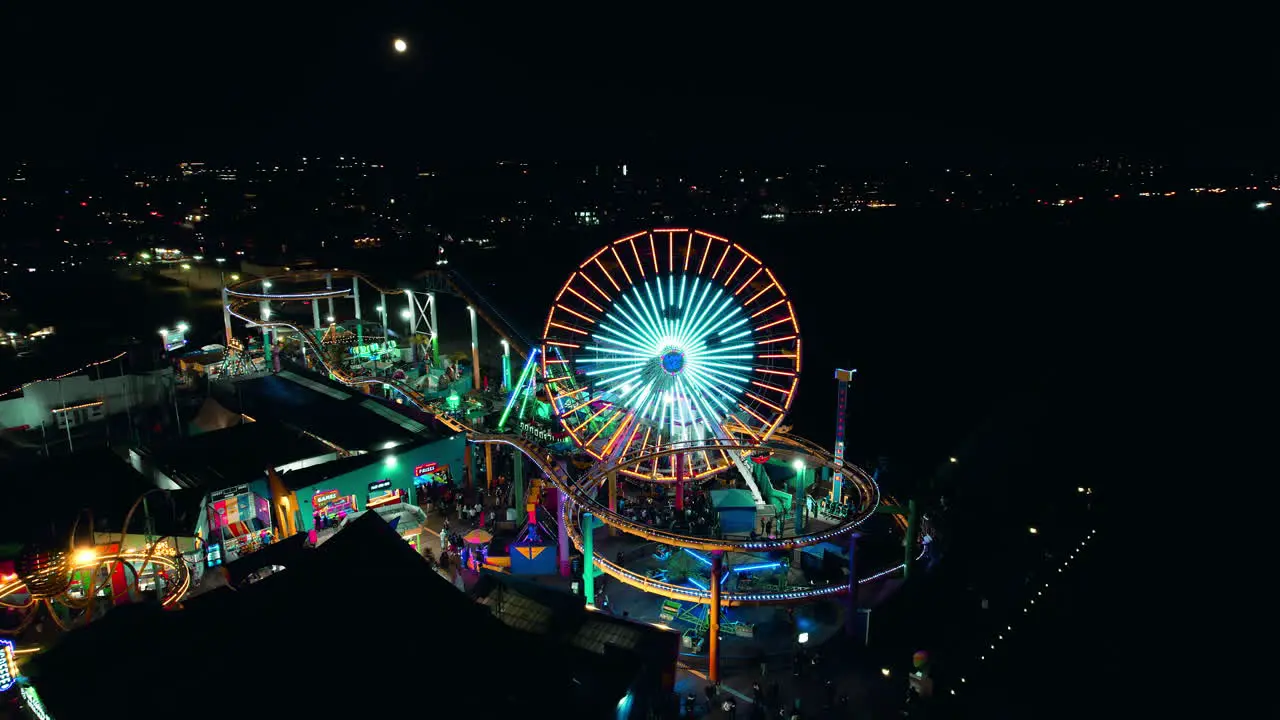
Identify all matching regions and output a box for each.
[400,308,412,341]
[500,339,512,391]
[792,459,806,534]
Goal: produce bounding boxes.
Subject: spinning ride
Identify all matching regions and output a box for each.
[0,490,193,636]
[542,229,801,481]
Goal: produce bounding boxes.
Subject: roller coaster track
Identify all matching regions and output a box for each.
[227,269,530,362]
[469,434,880,553]
[468,433,913,605]
[224,299,475,434]
[430,268,539,354]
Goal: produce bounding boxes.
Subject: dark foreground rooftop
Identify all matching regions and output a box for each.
[24,512,633,719]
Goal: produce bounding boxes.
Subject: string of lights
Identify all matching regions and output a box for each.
[0,351,128,400]
[945,527,1097,699]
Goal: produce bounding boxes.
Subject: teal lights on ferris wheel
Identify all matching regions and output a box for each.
[577,274,757,433]
[541,229,803,480]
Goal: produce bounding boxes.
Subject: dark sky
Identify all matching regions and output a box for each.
[2,5,1275,163]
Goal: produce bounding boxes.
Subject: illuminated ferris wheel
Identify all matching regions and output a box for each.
[542,229,801,481]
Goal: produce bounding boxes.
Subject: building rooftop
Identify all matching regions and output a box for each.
[0,449,189,545]
[139,420,335,491]
[274,438,438,492]
[215,369,443,453]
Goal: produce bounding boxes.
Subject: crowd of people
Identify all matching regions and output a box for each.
[617,484,721,536]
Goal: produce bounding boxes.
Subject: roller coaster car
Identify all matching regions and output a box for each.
[750,450,773,464]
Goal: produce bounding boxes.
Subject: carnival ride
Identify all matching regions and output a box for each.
[216,234,917,683]
[221,269,525,433]
[541,230,801,483]
[0,490,193,636]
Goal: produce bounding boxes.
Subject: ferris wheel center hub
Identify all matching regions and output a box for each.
[660,349,685,374]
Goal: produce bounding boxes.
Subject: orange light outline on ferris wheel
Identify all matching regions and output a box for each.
[544,229,801,481]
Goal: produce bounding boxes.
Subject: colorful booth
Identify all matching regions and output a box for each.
[710,489,758,534]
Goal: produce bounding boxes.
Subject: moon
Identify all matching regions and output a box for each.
[393,38,408,53]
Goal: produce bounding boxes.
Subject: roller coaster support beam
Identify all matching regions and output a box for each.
[468,305,481,390]
[484,444,494,489]
[831,369,855,503]
[845,532,859,637]
[221,285,233,347]
[582,512,605,606]
[675,452,686,511]
[312,294,322,341]
[352,278,363,345]
[903,498,920,580]
[557,488,571,577]
[513,451,525,510]
[429,291,440,367]
[325,273,335,320]
[607,470,618,537]
[794,464,807,535]
[260,280,272,366]
[709,551,723,683]
[501,339,512,392]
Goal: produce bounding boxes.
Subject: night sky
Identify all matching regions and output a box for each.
[3,6,1276,164]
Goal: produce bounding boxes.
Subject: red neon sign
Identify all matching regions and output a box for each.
[414,462,439,477]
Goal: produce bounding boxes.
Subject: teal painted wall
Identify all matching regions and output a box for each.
[295,434,465,532]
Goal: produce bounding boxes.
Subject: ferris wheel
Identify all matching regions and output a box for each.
[542,229,801,481]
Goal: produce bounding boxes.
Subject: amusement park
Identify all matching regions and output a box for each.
[2,229,942,719]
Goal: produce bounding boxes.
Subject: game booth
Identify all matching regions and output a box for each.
[364,479,425,551]
[206,484,275,567]
[310,488,357,531]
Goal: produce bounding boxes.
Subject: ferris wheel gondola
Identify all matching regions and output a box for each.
[541,229,801,481]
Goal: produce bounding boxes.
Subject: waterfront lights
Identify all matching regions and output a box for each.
[393,37,407,53]
[880,668,891,677]
[1077,487,1085,493]
[797,632,809,644]
[1028,527,1038,534]
[949,457,957,463]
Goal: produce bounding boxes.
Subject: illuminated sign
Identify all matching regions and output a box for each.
[312,489,340,506]
[0,638,16,692]
[413,462,439,477]
[161,327,189,352]
[368,479,393,492]
[210,484,250,501]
